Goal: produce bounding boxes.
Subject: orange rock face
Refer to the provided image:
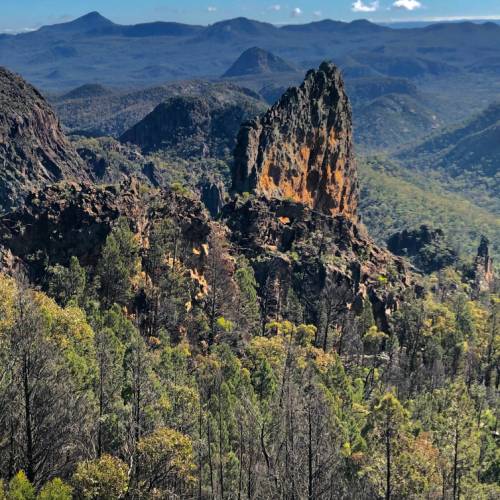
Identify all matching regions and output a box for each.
[232,62,358,218]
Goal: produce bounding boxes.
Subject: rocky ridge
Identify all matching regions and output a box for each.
[0,61,415,332]
[0,67,87,211]
[0,179,213,285]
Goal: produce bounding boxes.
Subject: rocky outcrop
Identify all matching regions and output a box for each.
[199,178,226,218]
[0,180,212,281]
[223,47,296,78]
[387,225,458,273]
[0,67,87,211]
[472,236,495,295]
[120,93,265,158]
[232,62,357,218]
[224,196,413,332]
[226,62,415,331]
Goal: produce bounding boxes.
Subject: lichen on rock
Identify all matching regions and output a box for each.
[232,61,357,218]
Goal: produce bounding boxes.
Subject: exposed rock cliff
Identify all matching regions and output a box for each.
[226,62,414,331]
[232,61,357,218]
[0,67,87,211]
[198,178,226,218]
[472,236,495,295]
[0,180,212,281]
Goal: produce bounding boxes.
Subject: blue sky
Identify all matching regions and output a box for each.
[2,0,500,32]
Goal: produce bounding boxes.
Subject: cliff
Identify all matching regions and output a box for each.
[232,61,358,218]
[226,62,414,330]
[0,180,212,282]
[0,67,87,211]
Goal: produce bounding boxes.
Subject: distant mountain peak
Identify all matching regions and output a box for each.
[223,47,296,78]
[71,11,113,24]
[212,17,274,30]
[202,17,277,41]
[281,18,387,33]
[40,11,115,33]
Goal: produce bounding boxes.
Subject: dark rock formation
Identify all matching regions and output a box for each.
[0,60,416,335]
[199,178,226,218]
[472,236,495,295]
[232,62,358,218]
[0,66,87,211]
[0,179,212,282]
[387,225,458,273]
[223,196,414,332]
[223,47,296,78]
[226,62,414,331]
[120,94,265,158]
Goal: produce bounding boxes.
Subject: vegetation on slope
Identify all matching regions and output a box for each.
[359,157,500,261]
[0,213,498,499]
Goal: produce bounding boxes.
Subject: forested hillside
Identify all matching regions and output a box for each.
[358,158,500,261]
[0,209,498,499]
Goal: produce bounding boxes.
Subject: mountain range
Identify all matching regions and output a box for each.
[0,11,498,499]
[1,12,500,93]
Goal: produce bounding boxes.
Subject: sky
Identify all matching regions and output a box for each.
[2,0,500,32]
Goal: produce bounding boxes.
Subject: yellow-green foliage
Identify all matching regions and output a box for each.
[35,294,96,387]
[137,427,196,485]
[0,274,16,332]
[37,478,72,500]
[73,455,128,499]
[0,274,97,389]
[7,472,35,500]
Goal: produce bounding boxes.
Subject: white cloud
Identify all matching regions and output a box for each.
[393,0,422,11]
[313,10,322,18]
[291,7,302,18]
[207,6,217,13]
[352,1,380,13]
[424,15,500,21]
[269,4,281,11]
[0,27,37,34]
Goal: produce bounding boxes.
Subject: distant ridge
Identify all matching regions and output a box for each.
[3,12,500,90]
[223,47,296,78]
[61,83,114,100]
[89,21,204,38]
[281,18,389,33]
